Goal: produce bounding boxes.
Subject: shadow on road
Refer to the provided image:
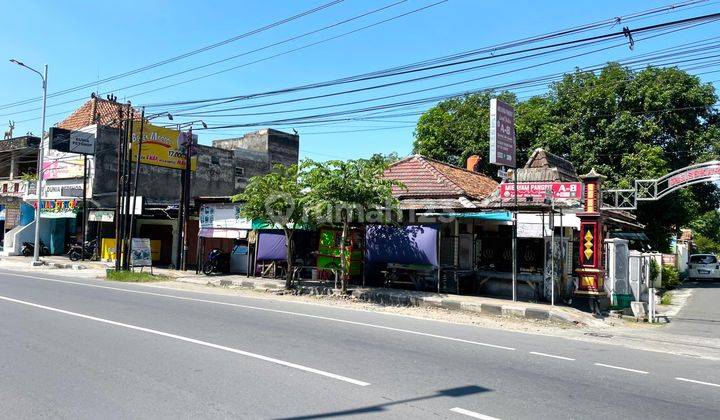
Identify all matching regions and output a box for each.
[277,385,490,419]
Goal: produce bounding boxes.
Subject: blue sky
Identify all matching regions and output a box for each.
[1,0,718,161]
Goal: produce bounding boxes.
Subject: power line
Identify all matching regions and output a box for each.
[0,0,445,119]
[0,0,346,110]
[142,11,720,111]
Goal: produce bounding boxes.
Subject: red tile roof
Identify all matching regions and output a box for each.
[384,155,498,200]
[56,95,140,130]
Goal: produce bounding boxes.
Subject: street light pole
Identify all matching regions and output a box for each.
[10,60,47,265]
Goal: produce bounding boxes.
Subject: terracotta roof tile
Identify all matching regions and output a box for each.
[56,95,141,130]
[384,155,498,201]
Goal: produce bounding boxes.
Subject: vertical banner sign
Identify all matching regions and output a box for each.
[489,98,516,167]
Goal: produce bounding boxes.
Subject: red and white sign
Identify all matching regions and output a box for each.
[500,182,583,200]
[668,164,720,188]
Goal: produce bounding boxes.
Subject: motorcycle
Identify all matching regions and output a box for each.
[21,241,50,257]
[67,239,98,261]
[203,248,230,275]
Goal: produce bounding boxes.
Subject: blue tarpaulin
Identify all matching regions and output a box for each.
[365,224,438,267]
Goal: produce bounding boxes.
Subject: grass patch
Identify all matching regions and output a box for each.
[106,270,168,282]
[660,293,672,305]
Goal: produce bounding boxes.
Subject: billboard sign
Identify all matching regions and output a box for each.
[199,203,252,230]
[130,123,198,171]
[489,98,516,167]
[500,182,583,200]
[42,157,85,180]
[48,126,96,155]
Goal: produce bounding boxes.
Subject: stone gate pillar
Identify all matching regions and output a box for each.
[575,168,607,304]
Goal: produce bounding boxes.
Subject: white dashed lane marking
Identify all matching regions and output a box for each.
[450,407,502,419]
[594,363,649,374]
[0,294,371,387]
[529,351,575,361]
[676,377,720,388]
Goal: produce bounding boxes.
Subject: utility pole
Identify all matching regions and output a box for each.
[181,126,193,271]
[175,124,185,270]
[10,60,47,265]
[128,107,145,258]
[122,108,134,270]
[113,106,124,271]
[512,166,518,302]
[81,153,88,261]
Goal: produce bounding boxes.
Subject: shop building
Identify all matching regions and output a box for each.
[0,95,299,267]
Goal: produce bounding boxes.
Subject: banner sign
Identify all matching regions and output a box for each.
[88,210,114,222]
[489,98,516,167]
[130,123,198,171]
[667,164,720,189]
[200,203,252,230]
[500,182,582,200]
[42,157,85,180]
[38,199,78,219]
[130,238,152,267]
[48,126,96,155]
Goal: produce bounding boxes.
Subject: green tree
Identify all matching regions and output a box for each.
[233,164,306,289]
[413,63,720,250]
[303,158,400,293]
[413,91,527,173]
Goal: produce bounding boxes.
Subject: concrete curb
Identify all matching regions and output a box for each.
[347,288,586,326]
[155,274,591,327]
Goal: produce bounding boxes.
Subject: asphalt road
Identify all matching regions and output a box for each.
[0,268,718,419]
[665,280,720,338]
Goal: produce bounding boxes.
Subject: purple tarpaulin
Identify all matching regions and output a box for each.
[256,232,287,261]
[365,225,438,267]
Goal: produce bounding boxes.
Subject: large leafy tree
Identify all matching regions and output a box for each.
[413,91,530,173]
[234,164,306,289]
[413,63,720,250]
[303,158,400,293]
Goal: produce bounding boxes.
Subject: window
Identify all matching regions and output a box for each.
[234,167,245,177]
[211,156,220,165]
[690,255,717,264]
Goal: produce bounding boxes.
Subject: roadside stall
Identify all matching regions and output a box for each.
[196,203,252,274]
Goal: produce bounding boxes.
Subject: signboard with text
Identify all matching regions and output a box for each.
[500,182,583,200]
[48,126,96,155]
[130,238,152,267]
[130,123,198,171]
[489,98,516,167]
[200,203,252,230]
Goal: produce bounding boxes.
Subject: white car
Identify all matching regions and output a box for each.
[688,254,720,281]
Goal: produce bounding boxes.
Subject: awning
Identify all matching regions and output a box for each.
[416,211,512,221]
[609,232,649,241]
[199,228,248,239]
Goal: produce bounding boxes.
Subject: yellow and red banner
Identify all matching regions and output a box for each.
[130,123,197,171]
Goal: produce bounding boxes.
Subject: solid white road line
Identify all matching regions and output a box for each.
[676,377,720,388]
[529,351,575,361]
[594,363,649,374]
[0,272,516,351]
[0,294,370,387]
[450,407,501,420]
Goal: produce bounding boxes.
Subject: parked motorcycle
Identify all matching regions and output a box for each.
[67,239,98,261]
[203,248,230,275]
[21,241,50,257]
